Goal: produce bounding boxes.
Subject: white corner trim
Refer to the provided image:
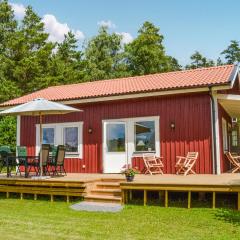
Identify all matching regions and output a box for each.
[16,116,20,146]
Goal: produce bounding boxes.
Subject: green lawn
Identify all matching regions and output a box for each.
[0,198,240,240]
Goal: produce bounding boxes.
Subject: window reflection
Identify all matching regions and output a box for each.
[64,127,78,153]
[107,124,125,152]
[135,121,155,152]
[42,128,54,145]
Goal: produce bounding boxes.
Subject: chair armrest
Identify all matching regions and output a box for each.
[176,156,186,159]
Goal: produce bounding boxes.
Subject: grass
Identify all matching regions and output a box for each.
[0,198,240,239]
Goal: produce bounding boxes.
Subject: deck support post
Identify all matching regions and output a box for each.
[238,192,240,211]
[6,192,9,199]
[187,191,191,209]
[212,192,216,209]
[50,195,54,202]
[165,190,168,208]
[20,193,23,200]
[34,194,37,200]
[66,195,70,203]
[143,190,147,206]
[121,190,125,205]
[129,190,132,201]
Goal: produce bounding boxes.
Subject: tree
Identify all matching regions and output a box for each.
[84,26,127,80]
[0,0,17,54]
[185,51,215,69]
[50,32,85,85]
[221,40,240,64]
[125,21,179,75]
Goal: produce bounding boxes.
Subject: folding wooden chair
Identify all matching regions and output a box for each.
[175,152,198,175]
[143,153,164,175]
[225,152,240,173]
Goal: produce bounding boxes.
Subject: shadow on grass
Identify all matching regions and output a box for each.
[215,209,240,226]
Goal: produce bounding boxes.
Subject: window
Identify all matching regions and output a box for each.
[36,122,83,158]
[232,130,238,147]
[64,127,79,153]
[222,118,228,152]
[135,121,156,152]
[106,123,125,152]
[42,128,55,145]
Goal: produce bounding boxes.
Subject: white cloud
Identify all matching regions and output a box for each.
[42,14,85,43]
[97,20,116,29]
[117,32,134,45]
[10,2,26,19]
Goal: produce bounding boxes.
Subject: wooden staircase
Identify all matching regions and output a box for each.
[84,178,122,203]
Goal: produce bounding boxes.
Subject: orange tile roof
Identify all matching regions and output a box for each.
[1,64,237,106]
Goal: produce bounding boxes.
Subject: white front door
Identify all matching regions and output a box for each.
[103,122,127,173]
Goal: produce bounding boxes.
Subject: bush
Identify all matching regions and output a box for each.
[0,116,16,150]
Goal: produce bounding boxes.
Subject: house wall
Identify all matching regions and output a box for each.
[218,103,233,173]
[20,93,213,174]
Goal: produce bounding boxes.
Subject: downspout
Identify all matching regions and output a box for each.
[209,88,217,174]
[209,87,221,174]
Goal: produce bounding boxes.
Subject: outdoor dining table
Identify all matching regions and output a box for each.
[6,155,40,178]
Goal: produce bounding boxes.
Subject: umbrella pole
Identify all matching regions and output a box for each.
[39,113,43,177]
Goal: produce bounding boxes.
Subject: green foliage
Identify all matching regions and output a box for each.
[185,51,215,69]
[84,26,127,80]
[125,21,180,75]
[0,116,16,149]
[221,40,240,64]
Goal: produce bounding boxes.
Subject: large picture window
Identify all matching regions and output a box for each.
[135,121,155,152]
[36,122,83,158]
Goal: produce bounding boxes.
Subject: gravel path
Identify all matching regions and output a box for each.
[70,201,123,212]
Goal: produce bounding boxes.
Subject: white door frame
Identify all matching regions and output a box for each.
[102,116,160,173]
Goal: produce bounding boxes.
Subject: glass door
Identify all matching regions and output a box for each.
[103,122,127,173]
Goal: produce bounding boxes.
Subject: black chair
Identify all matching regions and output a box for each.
[49,145,66,175]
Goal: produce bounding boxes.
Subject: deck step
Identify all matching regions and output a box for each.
[91,188,121,196]
[100,178,124,182]
[84,194,121,203]
[95,182,120,189]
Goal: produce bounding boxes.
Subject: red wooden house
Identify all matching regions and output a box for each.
[0,64,239,174]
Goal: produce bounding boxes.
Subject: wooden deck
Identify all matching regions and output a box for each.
[0,173,240,208]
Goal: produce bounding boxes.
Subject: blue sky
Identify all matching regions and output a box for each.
[10,0,240,65]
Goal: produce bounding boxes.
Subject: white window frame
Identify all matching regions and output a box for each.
[222,118,228,152]
[103,116,160,160]
[36,122,83,158]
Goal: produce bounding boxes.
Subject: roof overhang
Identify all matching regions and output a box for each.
[218,94,240,118]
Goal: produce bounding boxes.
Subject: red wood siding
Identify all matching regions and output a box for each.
[20,93,213,174]
[218,103,232,173]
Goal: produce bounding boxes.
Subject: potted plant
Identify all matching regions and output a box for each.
[121,166,139,182]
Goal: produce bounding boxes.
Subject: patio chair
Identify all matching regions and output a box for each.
[35,144,51,176]
[49,145,66,175]
[15,146,40,176]
[225,152,240,173]
[175,152,198,175]
[143,153,164,175]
